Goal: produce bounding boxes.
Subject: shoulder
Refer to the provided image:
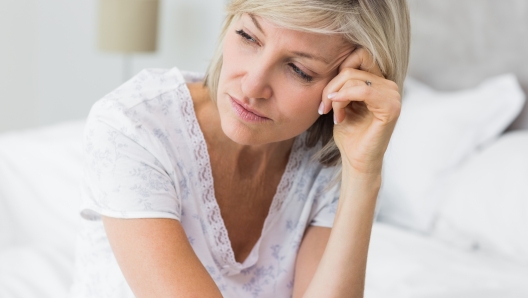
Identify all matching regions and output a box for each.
[83,68,204,160]
[86,67,203,135]
[91,67,185,119]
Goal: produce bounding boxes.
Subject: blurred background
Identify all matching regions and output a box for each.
[1,1,528,297]
[1,0,528,132]
[0,0,225,133]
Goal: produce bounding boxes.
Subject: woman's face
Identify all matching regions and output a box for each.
[217,14,354,146]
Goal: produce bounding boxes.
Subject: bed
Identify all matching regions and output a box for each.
[1,1,528,297]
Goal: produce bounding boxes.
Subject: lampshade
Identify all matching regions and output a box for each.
[98,0,159,53]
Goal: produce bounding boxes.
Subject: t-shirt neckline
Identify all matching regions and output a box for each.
[178,71,306,275]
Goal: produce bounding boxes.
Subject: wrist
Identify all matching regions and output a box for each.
[341,160,382,181]
[340,169,381,196]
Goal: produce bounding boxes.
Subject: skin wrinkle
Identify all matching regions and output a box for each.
[216,13,355,150]
[250,14,354,76]
[188,13,357,264]
[250,13,341,66]
[99,0,410,296]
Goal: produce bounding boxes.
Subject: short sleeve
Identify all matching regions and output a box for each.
[309,171,341,228]
[80,118,181,221]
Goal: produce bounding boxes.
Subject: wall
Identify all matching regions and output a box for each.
[0,1,39,132]
[0,0,225,132]
[3,0,527,132]
[407,0,528,130]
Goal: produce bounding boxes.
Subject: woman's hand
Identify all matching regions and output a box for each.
[300,49,399,298]
[320,48,402,175]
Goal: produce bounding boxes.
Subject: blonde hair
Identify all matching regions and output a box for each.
[205,0,411,167]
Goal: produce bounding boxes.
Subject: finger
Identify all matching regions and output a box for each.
[319,48,385,116]
[325,69,378,97]
[329,79,363,124]
[321,71,377,115]
[331,85,401,124]
[331,100,350,124]
[339,47,384,77]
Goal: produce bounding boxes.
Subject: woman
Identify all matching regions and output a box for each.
[71,0,410,297]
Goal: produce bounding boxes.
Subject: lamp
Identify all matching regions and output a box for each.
[97,0,159,81]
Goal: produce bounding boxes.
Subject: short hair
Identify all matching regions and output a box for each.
[205,0,411,167]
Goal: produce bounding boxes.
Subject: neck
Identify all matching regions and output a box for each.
[207,111,295,178]
[228,138,295,178]
[188,82,295,176]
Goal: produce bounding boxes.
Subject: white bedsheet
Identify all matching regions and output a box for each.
[1,224,527,298]
[1,120,527,298]
[366,223,528,298]
[0,245,73,298]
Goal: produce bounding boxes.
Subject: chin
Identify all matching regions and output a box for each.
[220,117,270,146]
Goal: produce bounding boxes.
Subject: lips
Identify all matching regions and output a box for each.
[229,95,270,122]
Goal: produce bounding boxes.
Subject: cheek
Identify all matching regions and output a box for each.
[218,42,236,87]
[222,39,239,69]
[276,84,325,127]
[219,33,253,84]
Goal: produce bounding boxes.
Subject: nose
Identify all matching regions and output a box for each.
[240,59,273,100]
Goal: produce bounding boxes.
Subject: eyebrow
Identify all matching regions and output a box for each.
[250,14,265,36]
[248,14,331,65]
[290,51,331,64]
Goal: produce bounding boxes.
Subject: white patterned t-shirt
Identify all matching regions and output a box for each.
[70,67,341,298]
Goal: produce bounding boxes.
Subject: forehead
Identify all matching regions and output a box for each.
[238,14,352,56]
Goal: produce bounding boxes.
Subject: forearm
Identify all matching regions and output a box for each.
[103,217,224,298]
[303,169,381,298]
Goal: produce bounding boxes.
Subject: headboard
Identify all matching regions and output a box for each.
[406,0,528,130]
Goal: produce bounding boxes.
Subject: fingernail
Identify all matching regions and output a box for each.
[333,113,338,125]
[318,102,324,115]
[328,92,338,99]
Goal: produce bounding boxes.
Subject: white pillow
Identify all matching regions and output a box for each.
[432,131,528,263]
[376,74,526,233]
[0,185,14,250]
[0,120,85,255]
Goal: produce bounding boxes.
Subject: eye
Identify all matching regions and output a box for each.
[288,63,313,82]
[236,29,258,44]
